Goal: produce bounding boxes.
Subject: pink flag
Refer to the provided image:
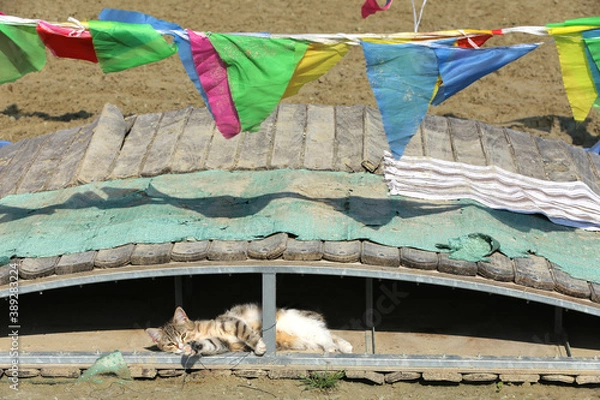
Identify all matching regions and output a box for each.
[188,30,241,138]
[361,0,393,18]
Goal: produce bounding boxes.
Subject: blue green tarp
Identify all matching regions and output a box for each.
[0,169,598,283]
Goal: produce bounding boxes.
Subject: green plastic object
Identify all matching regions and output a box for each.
[436,233,501,262]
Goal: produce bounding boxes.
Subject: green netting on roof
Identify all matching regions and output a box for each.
[0,169,598,282]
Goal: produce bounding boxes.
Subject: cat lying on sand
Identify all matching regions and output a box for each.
[147,304,353,356]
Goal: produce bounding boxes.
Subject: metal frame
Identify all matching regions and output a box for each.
[3,264,600,371]
[2,264,600,316]
[1,352,599,372]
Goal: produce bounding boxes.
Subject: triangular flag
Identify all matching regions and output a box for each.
[550,30,598,121]
[431,42,538,105]
[362,41,439,158]
[362,0,393,18]
[188,30,241,137]
[36,21,98,63]
[583,30,600,78]
[208,33,309,132]
[283,42,349,98]
[583,30,600,111]
[88,20,177,73]
[456,34,493,49]
[0,23,46,84]
[97,9,211,114]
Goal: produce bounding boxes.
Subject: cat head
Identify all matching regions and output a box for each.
[146,306,194,354]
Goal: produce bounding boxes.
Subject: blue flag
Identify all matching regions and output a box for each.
[431,43,539,105]
[362,41,439,158]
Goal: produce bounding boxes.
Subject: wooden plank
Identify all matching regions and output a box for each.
[323,240,361,263]
[514,256,555,291]
[448,118,486,166]
[534,137,578,182]
[55,251,96,275]
[400,247,438,270]
[207,240,248,261]
[0,134,50,198]
[504,128,546,180]
[247,233,288,259]
[479,124,517,172]
[590,282,600,303]
[0,264,10,285]
[131,243,173,265]
[0,141,23,181]
[171,108,215,173]
[589,151,600,185]
[271,104,307,169]
[236,111,276,170]
[19,257,58,280]
[46,121,95,191]
[283,239,323,261]
[361,241,399,267]
[95,244,134,268]
[334,105,364,172]
[561,143,600,194]
[141,108,191,177]
[171,240,210,262]
[77,104,127,184]
[550,264,591,299]
[402,126,424,159]
[303,105,335,171]
[111,113,161,180]
[438,253,478,276]
[204,126,242,171]
[16,127,79,194]
[477,252,514,282]
[362,106,390,172]
[421,115,454,162]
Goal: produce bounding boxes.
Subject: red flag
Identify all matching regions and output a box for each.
[36,21,98,63]
[361,0,393,18]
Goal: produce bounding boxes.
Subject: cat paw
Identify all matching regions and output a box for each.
[337,340,353,354]
[182,344,195,356]
[254,339,267,356]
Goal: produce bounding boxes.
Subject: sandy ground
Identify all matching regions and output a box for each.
[0,0,599,147]
[2,1,600,398]
[2,375,600,400]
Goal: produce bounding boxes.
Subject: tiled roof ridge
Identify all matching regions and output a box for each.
[1,234,598,307]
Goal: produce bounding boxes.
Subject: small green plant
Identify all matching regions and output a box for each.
[496,381,504,393]
[301,370,345,391]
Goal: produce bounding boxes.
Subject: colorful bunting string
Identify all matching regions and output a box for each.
[0,12,599,158]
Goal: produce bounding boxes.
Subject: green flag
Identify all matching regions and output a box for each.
[0,24,46,84]
[208,34,308,132]
[88,20,177,73]
[547,16,600,28]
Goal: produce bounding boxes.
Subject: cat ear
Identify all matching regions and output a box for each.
[146,328,162,343]
[173,306,190,323]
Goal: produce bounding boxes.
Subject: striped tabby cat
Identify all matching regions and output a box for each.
[146,304,353,356]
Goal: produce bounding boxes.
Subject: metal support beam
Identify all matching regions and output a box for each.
[554,306,563,336]
[554,307,572,358]
[3,264,600,318]
[174,276,183,307]
[3,351,600,372]
[262,273,277,356]
[365,278,376,354]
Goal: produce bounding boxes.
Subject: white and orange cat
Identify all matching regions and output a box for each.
[146,304,353,356]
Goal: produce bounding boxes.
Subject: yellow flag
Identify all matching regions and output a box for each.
[550,30,598,121]
[283,42,350,98]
